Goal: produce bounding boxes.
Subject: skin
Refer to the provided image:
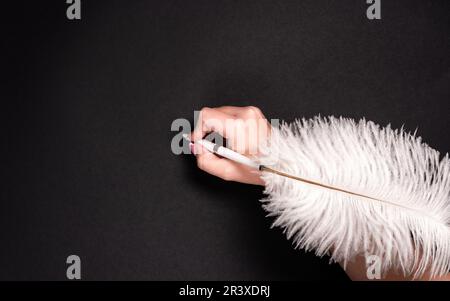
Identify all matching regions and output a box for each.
[190,106,267,186]
[190,105,449,281]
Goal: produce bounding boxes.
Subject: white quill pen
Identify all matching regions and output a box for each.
[258,116,450,279]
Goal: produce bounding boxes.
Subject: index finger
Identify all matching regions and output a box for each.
[191,107,235,142]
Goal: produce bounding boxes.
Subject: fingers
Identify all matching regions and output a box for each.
[195,148,264,185]
[196,151,234,181]
[191,107,234,142]
[191,106,266,142]
[189,105,268,186]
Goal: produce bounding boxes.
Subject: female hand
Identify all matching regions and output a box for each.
[190,106,270,185]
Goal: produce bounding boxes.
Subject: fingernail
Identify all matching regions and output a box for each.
[189,143,195,155]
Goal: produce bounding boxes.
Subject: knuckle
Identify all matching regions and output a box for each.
[200,107,211,115]
[245,106,262,117]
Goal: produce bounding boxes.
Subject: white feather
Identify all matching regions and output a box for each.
[257,116,450,278]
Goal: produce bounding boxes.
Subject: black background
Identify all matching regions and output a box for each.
[2,0,449,280]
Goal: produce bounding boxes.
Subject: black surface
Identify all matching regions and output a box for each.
[2,0,449,280]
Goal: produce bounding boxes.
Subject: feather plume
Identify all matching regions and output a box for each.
[257,116,450,278]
